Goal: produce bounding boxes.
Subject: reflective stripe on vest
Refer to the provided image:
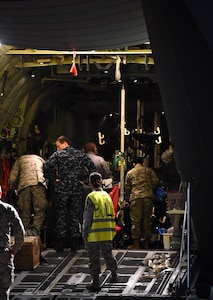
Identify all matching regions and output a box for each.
[86,190,116,242]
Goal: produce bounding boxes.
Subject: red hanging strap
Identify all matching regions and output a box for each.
[69,50,78,76]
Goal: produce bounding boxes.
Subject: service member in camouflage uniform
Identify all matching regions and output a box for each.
[82,172,117,292]
[125,157,159,249]
[44,135,96,252]
[0,185,25,300]
[8,150,48,236]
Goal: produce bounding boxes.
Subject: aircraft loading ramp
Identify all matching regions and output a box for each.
[9,248,197,300]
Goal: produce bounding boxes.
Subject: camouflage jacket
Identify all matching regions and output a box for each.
[44,146,96,193]
[0,200,25,251]
[125,164,159,200]
[8,154,47,192]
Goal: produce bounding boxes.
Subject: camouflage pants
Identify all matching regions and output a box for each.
[17,184,48,235]
[129,197,153,240]
[55,191,84,240]
[86,241,117,276]
[0,251,14,300]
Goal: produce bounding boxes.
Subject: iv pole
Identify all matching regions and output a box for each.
[119,83,125,205]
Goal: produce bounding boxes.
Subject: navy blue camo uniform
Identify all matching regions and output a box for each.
[44,135,95,252]
[0,185,25,300]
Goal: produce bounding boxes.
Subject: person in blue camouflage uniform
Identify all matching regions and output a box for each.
[125,156,159,250]
[0,185,25,300]
[43,135,96,252]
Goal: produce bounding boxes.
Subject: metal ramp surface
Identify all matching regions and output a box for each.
[9,248,192,300]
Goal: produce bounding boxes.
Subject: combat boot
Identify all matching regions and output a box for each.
[70,237,80,252]
[55,238,64,252]
[143,239,150,250]
[110,271,118,283]
[86,274,100,292]
[127,238,140,249]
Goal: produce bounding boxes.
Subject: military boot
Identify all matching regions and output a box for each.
[70,237,80,252]
[55,238,64,252]
[127,238,140,249]
[86,274,100,292]
[110,271,118,283]
[143,239,150,250]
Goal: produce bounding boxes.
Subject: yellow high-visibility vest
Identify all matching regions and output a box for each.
[86,190,116,242]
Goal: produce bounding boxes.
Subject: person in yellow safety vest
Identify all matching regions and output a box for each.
[82,172,118,292]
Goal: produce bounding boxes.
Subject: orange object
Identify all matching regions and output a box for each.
[69,63,78,76]
[69,50,78,76]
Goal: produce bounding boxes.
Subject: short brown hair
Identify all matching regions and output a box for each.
[84,142,97,154]
[56,135,71,145]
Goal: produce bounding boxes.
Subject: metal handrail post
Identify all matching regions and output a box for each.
[186,181,191,290]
